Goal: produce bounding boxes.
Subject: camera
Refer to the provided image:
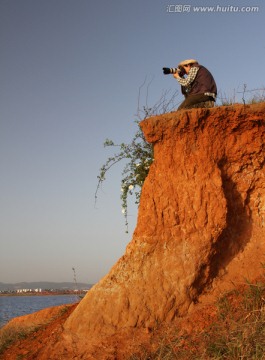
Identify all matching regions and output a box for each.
[163,66,185,77]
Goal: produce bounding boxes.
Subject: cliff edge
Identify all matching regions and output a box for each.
[1,103,265,359]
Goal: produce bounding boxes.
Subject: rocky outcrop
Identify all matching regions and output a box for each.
[1,103,265,359]
[63,103,265,340]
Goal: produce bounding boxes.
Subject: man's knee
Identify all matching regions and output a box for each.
[178,99,215,110]
[192,100,215,109]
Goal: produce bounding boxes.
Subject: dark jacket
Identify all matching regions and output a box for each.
[182,65,217,97]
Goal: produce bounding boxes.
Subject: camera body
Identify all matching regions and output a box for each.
[163,66,185,77]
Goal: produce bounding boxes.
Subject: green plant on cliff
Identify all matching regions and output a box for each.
[95,88,179,231]
[95,120,153,233]
[98,126,153,230]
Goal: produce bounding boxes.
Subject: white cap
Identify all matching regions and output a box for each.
[178,59,198,67]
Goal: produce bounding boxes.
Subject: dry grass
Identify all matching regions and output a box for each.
[128,276,265,360]
[0,324,33,355]
[0,305,70,356]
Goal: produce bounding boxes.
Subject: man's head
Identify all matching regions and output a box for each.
[178,59,198,74]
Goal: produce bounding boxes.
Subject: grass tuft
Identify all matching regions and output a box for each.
[128,275,265,359]
[0,325,31,355]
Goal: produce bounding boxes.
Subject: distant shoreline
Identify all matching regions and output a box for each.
[0,291,87,297]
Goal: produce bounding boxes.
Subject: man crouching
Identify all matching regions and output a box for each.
[172,59,217,110]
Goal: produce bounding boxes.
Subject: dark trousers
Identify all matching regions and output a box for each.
[178,94,215,110]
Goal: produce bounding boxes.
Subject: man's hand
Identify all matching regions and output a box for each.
[173,72,180,79]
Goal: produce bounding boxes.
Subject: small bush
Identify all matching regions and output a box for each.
[0,325,30,354]
[95,89,178,231]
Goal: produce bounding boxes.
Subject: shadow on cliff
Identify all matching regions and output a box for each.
[192,158,253,298]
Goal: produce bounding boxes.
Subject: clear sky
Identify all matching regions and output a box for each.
[1,0,264,284]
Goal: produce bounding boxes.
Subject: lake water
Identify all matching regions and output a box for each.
[0,295,79,328]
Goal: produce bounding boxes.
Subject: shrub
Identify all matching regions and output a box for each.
[95,89,179,231]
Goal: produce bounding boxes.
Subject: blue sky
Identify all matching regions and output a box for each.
[1,0,264,284]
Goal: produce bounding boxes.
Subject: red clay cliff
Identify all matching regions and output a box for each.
[1,103,265,359]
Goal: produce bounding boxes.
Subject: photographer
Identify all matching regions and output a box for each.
[163,59,217,110]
